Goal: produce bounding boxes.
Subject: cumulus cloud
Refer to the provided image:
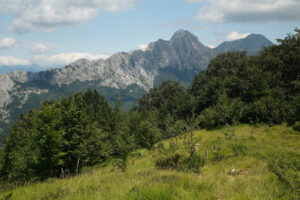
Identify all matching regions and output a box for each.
[226,32,250,41]
[0,38,17,48]
[0,56,30,66]
[187,0,300,23]
[0,0,138,33]
[0,52,110,67]
[31,43,50,54]
[32,52,110,66]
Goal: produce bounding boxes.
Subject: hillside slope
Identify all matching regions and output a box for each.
[1,124,299,200]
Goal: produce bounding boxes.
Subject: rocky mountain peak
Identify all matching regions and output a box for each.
[70,58,91,66]
[246,33,269,40]
[170,30,210,53]
[170,30,198,42]
[8,70,31,83]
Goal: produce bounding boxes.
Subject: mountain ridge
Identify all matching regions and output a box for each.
[214,33,274,54]
[0,30,274,143]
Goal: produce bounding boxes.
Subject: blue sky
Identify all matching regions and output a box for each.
[0,0,299,72]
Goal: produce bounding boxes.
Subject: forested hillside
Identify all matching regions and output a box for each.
[0,30,299,199]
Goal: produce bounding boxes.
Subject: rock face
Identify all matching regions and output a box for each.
[0,74,15,108]
[0,30,273,143]
[4,30,214,91]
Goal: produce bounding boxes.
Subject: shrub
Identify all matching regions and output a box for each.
[113,158,127,172]
[181,152,204,173]
[223,125,245,156]
[155,152,204,173]
[155,154,183,170]
[292,121,300,132]
[212,144,225,162]
[156,143,165,153]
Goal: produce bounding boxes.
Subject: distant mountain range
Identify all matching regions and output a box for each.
[0,30,273,143]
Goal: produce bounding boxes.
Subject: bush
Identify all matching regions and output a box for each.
[292,121,300,132]
[155,152,204,173]
[199,108,216,129]
[155,154,183,170]
[181,152,204,173]
[156,143,165,153]
[113,158,127,172]
[212,144,225,162]
[223,125,246,156]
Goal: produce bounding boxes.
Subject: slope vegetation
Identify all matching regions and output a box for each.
[1,124,299,200]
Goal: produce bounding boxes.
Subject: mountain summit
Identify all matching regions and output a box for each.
[0,30,274,143]
[170,29,199,42]
[215,34,274,54]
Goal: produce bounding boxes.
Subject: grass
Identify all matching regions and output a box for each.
[0,124,299,200]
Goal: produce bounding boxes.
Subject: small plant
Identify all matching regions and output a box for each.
[184,131,201,154]
[156,143,165,153]
[292,121,300,132]
[223,125,244,156]
[113,158,127,172]
[182,152,204,173]
[155,153,182,170]
[223,125,235,140]
[168,140,178,152]
[212,144,225,162]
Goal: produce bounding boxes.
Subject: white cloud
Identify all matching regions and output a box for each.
[138,44,148,51]
[0,38,17,48]
[31,43,50,54]
[187,0,300,23]
[0,0,138,33]
[0,56,29,66]
[0,52,110,67]
[32,52,110,66]
[226,32,250,41]
[207,44,216,48]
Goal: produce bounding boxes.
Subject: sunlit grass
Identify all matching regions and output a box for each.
[1,124,299,200]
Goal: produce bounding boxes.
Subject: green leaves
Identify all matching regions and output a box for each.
[1,89,116,181]
[191,29,300,128]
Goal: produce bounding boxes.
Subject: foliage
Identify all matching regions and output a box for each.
[190,29,300,128]
[1,89,116,181]
[268,155,300,199]
[0,30,299,185]
[139,80,194,134]
[155,153,183,170]
[293,121,300,132]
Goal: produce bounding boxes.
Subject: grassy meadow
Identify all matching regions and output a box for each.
[1,124,299,200]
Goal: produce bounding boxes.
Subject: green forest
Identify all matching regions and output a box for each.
[0,30,299,199]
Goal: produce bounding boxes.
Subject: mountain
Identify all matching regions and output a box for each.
[0,30,273,144]
[214,34,274,54]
